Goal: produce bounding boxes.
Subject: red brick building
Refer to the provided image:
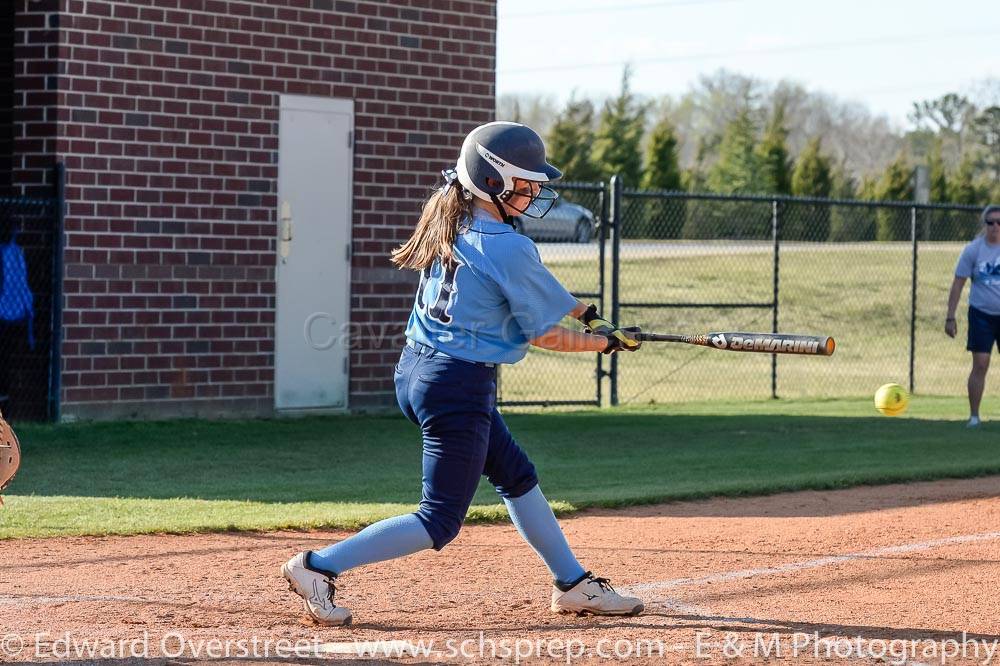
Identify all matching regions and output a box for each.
[5,0,496,420]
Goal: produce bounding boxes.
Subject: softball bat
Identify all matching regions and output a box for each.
[634,331,836,356]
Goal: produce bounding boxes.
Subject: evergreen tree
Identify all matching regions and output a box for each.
[686,110,769,239]
[951,155,981,205]
[919,137,957,240]
[680,135,715,192]
[846,175,880,241]
[756,103,792,195]
[875,155,914,241]
[828,166,864,241]
[641,115,682,190]
[858,175,879,200]
[706,108,762,194]
[926,138,955,239]
[681,168,704,192]
[639,114,684,238]
[951,156,983,238]
[788,137,832,240]
[831,166,857,200]
[592,67,645,186]
[791,137,832,197]
[546,96,601,183]
[927,139,949,202]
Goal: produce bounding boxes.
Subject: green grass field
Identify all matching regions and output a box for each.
[2,396,997,539]
[501,242,976,404]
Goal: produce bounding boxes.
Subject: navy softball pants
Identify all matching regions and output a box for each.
[394,341,539,550]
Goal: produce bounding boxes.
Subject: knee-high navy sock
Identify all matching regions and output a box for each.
[504,484,586,585]
[309,513,433,575]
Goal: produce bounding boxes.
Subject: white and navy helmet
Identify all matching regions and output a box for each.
[454,121,561,221]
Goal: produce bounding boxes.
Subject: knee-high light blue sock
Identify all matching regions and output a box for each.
[308,513,433,575]
[504,485,586,585]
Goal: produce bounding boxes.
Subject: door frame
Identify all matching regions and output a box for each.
[274,94,354,414]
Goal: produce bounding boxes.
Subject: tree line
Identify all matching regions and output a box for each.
[501,69,1000,241]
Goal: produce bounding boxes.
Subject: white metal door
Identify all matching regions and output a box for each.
[275,95,353,410]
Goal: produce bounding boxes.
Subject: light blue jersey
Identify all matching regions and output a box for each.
[956,236,1000,316]
[404,208,577,364]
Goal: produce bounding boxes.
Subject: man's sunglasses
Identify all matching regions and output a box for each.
[986,218,1000,226]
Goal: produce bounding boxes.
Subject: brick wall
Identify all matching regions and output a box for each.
[0,1,16,192]
[16,0,496,419]
[13,0,58,197]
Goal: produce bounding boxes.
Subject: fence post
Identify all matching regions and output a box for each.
[49,162,66,422]
[596,182,609,407]
[609,175,622,406]
[909,206,918,395]
[771,199,780,399]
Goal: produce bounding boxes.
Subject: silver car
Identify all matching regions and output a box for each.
[514,199,597,243]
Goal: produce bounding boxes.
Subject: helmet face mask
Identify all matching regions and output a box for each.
[500,177,558,219]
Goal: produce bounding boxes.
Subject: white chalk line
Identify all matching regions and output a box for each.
[618,531,1000,664]
[4,525,998,665]
[4,531,997,610]
[624,530,1000,596]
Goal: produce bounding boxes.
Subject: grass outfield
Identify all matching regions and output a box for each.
[1,395,997,539]
[501,242,974,404]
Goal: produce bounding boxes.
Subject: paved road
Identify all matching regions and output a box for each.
[537,240,961,264]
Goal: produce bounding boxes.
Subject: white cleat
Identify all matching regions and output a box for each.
[967,416,981,428]
[281,551,353,626]
[551,572,644,616]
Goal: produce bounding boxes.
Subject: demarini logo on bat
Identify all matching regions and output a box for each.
[725,335,820,354]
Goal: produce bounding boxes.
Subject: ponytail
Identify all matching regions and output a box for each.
[391,184,472,271]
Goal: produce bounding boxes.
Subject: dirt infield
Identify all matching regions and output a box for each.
[3,477,1000,665]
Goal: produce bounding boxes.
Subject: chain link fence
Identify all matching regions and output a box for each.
[497,182,608,406]
[0,166,64,421]
[613,191,778,404]
[0,169,983,415]
[501,176,985,407]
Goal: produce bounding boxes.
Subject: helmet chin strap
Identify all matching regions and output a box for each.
[489,193,516,229]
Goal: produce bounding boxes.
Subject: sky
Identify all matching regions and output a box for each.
[496,0,999,128]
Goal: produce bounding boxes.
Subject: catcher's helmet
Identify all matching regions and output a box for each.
[455,121,561,220]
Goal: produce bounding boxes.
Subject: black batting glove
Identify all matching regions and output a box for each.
[578,303,614,335]
[579,305,642,354]
[601,326,642,354]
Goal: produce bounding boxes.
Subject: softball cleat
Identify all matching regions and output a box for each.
[551,571,644,616]
[281,551,353,626]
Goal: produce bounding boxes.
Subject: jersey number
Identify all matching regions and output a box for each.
[417,260,462,324]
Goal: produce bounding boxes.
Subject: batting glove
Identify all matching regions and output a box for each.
[601,326,642,354]
[578,303,614,335]
[579,305,642,354]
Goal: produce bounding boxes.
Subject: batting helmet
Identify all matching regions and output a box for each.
[455,121,561,221]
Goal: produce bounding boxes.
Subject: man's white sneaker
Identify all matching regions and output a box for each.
[968,416,981,428]
[551,572,644,616]
[281,551,352,626]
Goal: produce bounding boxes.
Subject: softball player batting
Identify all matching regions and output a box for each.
[282,122,644,626]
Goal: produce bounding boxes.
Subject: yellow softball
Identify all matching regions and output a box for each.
[874,383,909,416]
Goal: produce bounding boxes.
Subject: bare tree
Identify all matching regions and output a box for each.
[971,106,1000,184]
[496,93,560,137]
